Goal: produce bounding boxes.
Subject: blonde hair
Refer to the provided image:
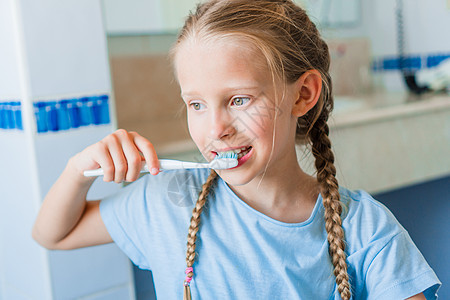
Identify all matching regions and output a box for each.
[171,1,351,299]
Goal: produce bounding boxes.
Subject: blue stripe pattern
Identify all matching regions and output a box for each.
[372,52,450,72]
[0,101,23,130]
[34,94,110,133]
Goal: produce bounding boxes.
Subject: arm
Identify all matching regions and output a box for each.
[406,293,426,300]
[31,158,113,250]
[32,129,160,250]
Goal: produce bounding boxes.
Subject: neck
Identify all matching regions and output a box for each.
[226,148,320,223]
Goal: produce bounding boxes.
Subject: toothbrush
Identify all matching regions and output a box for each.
[83,152,239,177]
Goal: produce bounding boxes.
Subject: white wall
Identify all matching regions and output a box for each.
[364,0,450,56]
[21,1,111,98]
[0,0,135,299]
[0,0,21,99]
[319,0,450,92]
[312,0,450,56]
[102,0,198,34]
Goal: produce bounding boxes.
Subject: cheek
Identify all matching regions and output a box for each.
[187,116,200,140]
[187,115,207,150]
[242,99,293,151]
[242,105,276,138]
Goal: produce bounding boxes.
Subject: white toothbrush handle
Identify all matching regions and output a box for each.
[158,159,209,170]
[83,159,210,177]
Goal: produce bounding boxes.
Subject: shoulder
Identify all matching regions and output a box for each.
[338,187,406,253]
[339,187,404,232]
[337,188,441,299]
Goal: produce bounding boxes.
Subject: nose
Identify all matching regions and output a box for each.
[208,110,236,140]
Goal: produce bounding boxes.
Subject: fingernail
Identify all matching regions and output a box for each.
[151,168,158,175]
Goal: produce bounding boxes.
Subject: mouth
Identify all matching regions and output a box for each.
[212,146,253,169]
[213,146,252,159]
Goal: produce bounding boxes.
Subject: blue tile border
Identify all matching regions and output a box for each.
[426,54,450,68]
[0,101,23,130]
[34,94,110,133]
[372,52,450,72]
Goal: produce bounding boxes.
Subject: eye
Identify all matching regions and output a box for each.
[231,96,250,107]
[189,102,205,111]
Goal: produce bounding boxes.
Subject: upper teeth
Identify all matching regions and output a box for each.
[218,147,249,154]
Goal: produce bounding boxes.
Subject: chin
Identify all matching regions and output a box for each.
[216,170,254,187]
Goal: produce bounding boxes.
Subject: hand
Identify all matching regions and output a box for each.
[70,129,160,183]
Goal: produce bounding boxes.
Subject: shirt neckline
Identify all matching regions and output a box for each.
[219,177,323,228]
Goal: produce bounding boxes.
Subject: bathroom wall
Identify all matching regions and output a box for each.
[109,50,191,155]
[319,0,450,92]
[0,0,136,298]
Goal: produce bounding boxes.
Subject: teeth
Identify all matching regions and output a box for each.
[216,147,251,158]
[237,147,251,159]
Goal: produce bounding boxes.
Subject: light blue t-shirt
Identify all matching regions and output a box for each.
[100,168,441,299]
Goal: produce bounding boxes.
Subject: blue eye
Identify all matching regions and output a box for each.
[232,97,250,107]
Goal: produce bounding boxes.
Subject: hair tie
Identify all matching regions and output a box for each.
[184,267,193,285]
[183,267,193,300]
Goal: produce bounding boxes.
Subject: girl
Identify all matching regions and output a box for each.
[32,0,441,299]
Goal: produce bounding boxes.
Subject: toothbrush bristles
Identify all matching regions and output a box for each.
[211,152,238,169]
[215,152,238,160]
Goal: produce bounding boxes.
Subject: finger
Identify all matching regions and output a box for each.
[92,142,115,182]
[120,133,145,182]
[104,133,128,183]
[129,131,160,175]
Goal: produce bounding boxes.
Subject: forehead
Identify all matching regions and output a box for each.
[174,37,271,91]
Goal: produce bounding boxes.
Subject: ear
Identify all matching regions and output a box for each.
[291,70,322,117]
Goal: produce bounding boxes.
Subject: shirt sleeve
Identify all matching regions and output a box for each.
[364,230,441,300]
[99,175,151,270]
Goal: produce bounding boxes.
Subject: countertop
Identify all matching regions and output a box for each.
[331,92,450,128]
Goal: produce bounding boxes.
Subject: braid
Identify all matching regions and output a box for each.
[310,117,351,300]
[183,169,218,298]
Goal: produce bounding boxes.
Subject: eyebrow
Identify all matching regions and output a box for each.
[181,86,261,98]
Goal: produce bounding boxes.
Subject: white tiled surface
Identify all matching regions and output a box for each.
[0,135,52,299]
